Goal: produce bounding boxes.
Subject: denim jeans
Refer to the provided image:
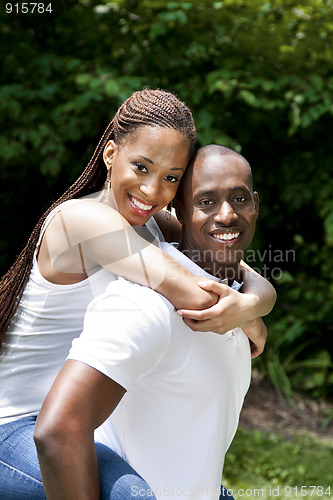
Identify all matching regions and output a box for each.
[0,416,234,500]
[0,416,156,500]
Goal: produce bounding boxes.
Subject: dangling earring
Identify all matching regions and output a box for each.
[165,202,172,220]
[104,168,111,203]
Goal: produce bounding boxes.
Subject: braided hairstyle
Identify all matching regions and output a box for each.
[0,89,197,346]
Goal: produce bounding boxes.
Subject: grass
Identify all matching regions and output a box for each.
[222,427,333,500]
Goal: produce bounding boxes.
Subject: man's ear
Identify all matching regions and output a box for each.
[174,199,184,224]
[103,140,118,167]
[253,191,259,216]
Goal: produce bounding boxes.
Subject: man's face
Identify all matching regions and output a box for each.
[176,153,259,276]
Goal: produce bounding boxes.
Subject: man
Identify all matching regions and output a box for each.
[34,145,267,499]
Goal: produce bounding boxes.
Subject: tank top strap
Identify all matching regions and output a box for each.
[146,216,165,243]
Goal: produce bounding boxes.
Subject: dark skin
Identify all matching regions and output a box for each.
[36,126,274,337]
[175,150,259,282]
[34,361,125,500]
[175,149,266,354]
[34,147,269,499]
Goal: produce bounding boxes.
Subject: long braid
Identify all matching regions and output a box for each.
[0,89,196,346]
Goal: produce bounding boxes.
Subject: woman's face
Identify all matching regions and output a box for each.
[104,126,191,226]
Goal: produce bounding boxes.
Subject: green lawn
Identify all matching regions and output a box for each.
[222,427,333,500]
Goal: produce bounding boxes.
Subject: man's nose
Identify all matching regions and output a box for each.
[213,201,238,224]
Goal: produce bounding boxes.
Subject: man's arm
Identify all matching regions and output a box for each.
[34,360,126,500]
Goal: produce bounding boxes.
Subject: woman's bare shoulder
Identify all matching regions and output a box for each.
[46,198,127,241]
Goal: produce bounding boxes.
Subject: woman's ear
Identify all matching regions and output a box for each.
[103,140,118,168]
[174,199,184,225]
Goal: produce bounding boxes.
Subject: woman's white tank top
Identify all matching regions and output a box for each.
[0,200,162,424]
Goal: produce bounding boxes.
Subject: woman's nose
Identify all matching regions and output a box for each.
[139,178,160,201]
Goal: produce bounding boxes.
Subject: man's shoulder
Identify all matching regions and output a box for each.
[82,278,173,358]
[88,277,173,321]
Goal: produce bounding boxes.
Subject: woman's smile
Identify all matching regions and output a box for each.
[127,193,157,217]
[106,126,190,226]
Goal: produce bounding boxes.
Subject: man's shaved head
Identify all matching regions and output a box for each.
[174,144,258,281]
[176,145,253,203]
[195,144,251,172]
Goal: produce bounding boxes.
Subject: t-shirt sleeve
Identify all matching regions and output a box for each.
[67,280,172,391]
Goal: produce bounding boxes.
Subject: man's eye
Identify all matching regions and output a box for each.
[234,196,247,202]
[199,199,214,206]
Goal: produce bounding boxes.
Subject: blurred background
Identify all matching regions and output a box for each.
[1,0,333,403]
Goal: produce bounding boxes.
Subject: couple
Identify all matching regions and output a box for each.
[0,89,274,499]
[35,144,265,499]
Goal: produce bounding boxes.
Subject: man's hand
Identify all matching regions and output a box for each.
[241,317,267,358]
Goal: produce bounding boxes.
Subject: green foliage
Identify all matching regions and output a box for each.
[1,0,333,397]
[223,427,333,499]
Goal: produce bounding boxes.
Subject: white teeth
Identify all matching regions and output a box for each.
[130,195,153,211]
[213,232,240,241]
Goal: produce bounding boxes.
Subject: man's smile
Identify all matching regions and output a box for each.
[209,230,241,243]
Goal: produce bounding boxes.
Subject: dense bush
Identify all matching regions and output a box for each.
[1,0,333,398]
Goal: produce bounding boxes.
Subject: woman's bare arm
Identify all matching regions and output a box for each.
[39,200,217,311]
[40,201,276,334]
[176,265,275,353]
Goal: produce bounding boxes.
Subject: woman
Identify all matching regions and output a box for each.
[0,89,274,498]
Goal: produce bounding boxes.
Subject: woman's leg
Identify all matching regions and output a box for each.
[0,416,46,500]
[97,443,234,500]
[96,442,157,500]
[1,418,223,500]
[0,417,156,500]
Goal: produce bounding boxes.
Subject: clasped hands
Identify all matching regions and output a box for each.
[177,280,267,359]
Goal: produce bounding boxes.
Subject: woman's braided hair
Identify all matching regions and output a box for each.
[0,89,197,346]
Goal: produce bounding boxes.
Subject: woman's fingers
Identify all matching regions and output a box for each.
[177,281,231,320]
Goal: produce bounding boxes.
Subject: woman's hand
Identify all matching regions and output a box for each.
[177,280,267,356]
[177,280,257,332]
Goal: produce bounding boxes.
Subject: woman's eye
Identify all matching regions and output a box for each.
[134,163,148,173]
[164,175,179,183]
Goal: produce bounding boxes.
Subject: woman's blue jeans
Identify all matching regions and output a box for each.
[0,416,234,499]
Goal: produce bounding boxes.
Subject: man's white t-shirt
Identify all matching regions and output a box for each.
[68,243,251,499]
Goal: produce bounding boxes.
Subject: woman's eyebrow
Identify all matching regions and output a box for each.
[138,156,184,171]
[138,155,154,164]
